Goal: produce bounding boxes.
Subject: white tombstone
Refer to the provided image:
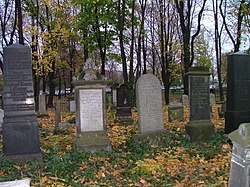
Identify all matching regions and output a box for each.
[0,179,30,187]
[136,74,165,134]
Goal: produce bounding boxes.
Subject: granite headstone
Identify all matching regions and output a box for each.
[2,44,42,161]
[185,67,214,142]
[225,53,250,134]
[115,83,133,124]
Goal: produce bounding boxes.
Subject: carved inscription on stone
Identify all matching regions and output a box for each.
[3,48,35,114]
[79,89,104,132]
[191,77,209,108]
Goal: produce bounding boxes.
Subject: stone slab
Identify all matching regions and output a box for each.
[0,179,30,187]
[74,131,112,153]
[185,120,214,142]
[136,74,164,134]
[79,89,104,132]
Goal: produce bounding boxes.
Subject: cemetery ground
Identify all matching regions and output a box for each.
[0,102,230,186]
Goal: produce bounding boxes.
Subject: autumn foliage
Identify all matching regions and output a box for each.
[0,104,231,186]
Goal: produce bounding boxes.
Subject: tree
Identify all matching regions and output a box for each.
[117,0,128,84]
[193,30,213,69]
[174,0,207,94]
[74,0,116,75]
[219,0,249,52]
[212,0,224,101]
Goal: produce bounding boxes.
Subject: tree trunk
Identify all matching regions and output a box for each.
[117,0,128,84]
[47,61,56,108]
[129,0,135,84]
[15,0,24,44]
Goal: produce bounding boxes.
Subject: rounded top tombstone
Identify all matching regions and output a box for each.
[136,73,161,88]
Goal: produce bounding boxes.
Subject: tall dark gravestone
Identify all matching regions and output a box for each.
[2,44,42,161]
[186,67,214,142]
[115,83,133,124]
[225,53,250,134]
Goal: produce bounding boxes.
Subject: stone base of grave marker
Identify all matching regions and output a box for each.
[133,131,167,146]
[3,115,43,162]
[74,131,112,153]
[168,103,183,122]
[115,107,133,125]
[186,120,214,142]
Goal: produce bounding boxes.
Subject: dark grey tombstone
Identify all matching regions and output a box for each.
[228,123,250,187]
[115,83,133,124]
[2,44,42,161]
[225,53,250,134]
[186,66,214,142]
[73,58,112,152]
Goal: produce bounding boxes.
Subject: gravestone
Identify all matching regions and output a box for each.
[168,102,183,122]
[225,53,250,134]
[134,74,165,143]
[55,101,61,130]
[182,94,189,106]
[0,109,4,131]
[2,44,42,162]
[38,94,47,116]
[186,66,214,142]
[228,123,250,187]
[111,83,119,107]
[115,83,133,124]
[73,58,111,152]
[210,93,215,105]
[0,179,30,187]
[69,100,76,112]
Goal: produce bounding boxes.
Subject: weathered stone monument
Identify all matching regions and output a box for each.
[134,74,165,142]
[111,83,119,107]
[225,53,250,134]
[186,67,214,142]
[38,94,47,116]
[2,44,42,161]
[115,83,133,124]
[168,102,183,122]
[181,94,189,106]
[228,123,250,187]
[73,58,112,152]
